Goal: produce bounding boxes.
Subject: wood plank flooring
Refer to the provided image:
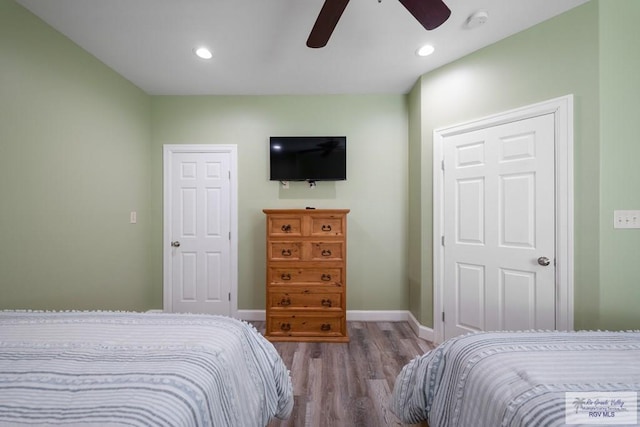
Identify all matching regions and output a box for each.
[250,321,434,427]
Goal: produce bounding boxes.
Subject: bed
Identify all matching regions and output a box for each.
[391,330,640,427]
[0,311,293,426]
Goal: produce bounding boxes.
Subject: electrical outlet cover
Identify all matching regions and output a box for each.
[613,210,640,229]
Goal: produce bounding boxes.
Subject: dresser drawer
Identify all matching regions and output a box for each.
[268,241,303,261]
[268,216,303,237]
[309,215,344,236]
[268,241,344,262]
[267,314,345,337]
[269,289,342,309]
[268,267,343,286]
[309,241,344,261]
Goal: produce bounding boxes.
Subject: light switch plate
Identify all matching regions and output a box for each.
[613,210,640,229]
[130,211,137,224]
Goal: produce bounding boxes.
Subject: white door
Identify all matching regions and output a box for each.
[443,114,556,339]
[163,145,237,316]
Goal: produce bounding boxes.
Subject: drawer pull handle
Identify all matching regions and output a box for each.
[321,299,332,307]
[280,297,291,306]
[280,323,291,332]
[321,274,331,281]
[281,249,292,257]
[281,224,292,232]
[321,224,332,232]
[281,273,291,281]
[321,249,332,257]
[320,324,332,331]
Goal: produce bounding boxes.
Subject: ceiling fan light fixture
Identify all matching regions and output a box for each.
[194,46,213,60]
[416,44,435,57]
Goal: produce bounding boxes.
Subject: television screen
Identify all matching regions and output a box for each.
[269,136,346,181]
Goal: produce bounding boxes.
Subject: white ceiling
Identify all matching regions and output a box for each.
[16,0,589,95]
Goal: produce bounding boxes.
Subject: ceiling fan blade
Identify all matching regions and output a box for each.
[306,0,350,48]
[399,0,451,31]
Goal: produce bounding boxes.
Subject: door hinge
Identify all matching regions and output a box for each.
[441,160,445,171]
[228,170,231,180]
[228,292,231,302]
[441,235,445,246]
[229,231,231,240]
[442,312,445,322]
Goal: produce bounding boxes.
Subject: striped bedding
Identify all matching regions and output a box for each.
[391,331,640,426]
[0,311,293,426]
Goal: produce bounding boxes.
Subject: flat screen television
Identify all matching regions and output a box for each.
[269,136,346,181]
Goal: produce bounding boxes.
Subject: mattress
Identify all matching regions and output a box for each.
[391,330,640,427]
[0,311,293,426]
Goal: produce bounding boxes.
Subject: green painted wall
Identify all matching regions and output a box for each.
[150,96,409,311]
[598,1,640,330]
[407,83,424,318]
[410,1,602,329]
[3,0,638,329]
[0,0,153,310]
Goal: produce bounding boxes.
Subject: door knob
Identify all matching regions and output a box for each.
[171,241,181,247]
[537,256,550,266]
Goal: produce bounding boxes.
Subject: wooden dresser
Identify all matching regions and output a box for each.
[263,209,349,342]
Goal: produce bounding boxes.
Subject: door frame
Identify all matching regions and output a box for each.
[433,95,574,343]
[162,144,238,316]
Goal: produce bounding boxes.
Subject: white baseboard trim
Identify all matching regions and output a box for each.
[236,310,412,322]
[345,310,409,321]
[407,311,435,343]
[235,310,266,321]
[236,309,435,342]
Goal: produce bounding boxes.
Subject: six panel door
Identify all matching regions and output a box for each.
[443,114,556,339]
[169,151,231,315]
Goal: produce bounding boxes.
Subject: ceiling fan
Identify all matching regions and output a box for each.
[307,0,451,48]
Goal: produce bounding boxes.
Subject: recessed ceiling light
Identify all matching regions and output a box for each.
[194,47,213,60]
[416,45,435,57]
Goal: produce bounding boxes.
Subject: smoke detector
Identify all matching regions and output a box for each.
[465,10,489,29]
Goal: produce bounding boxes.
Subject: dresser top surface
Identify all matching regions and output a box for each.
[263,209,350,214]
